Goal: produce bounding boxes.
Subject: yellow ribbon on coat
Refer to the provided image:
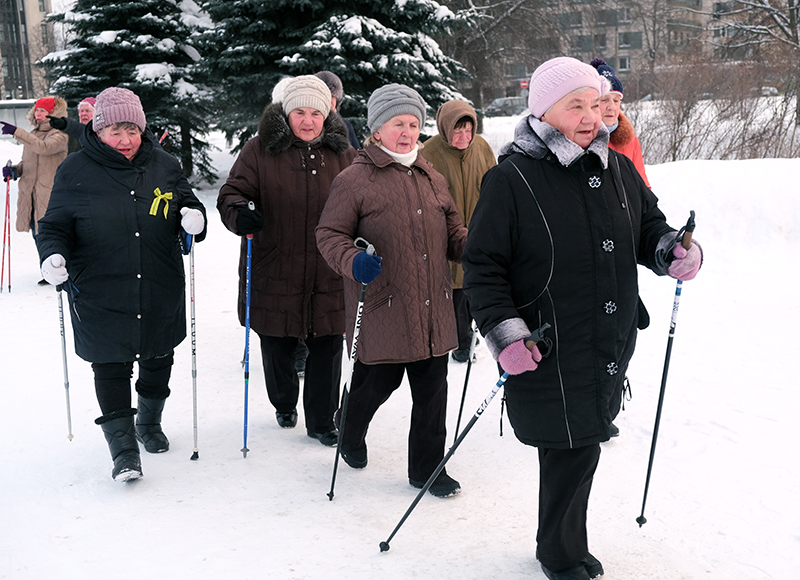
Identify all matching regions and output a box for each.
[149,188,173,219]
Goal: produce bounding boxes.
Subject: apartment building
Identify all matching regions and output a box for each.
[0,0,55,100]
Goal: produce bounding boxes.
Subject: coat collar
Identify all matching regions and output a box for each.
[257,102,352,156]
[500,115,609,169]
[360,143,437,176]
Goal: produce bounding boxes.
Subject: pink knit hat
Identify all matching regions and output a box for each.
[527,57,605,118]
[92,87,146,133]
[80,97,97,107]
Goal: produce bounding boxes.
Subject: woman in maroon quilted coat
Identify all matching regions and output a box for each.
[217,76,356,447]
[316,84,468,498]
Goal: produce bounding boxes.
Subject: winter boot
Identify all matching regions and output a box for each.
[96,410,142,482]
[135,396,170,453]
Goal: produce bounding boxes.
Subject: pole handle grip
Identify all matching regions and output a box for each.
[680,210,696,251]
[354,237,376,256]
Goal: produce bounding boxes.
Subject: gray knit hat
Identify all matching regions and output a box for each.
[367,84,427,133]
[282,75,331,118]
[92,87,146,133]
[314,71,344,103]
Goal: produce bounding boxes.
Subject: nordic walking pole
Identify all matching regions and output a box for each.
[453,321,478,445]
[241,202,255,458]
[637,210,696,527]
[187,235,200,461]
[57,283,73,440]
[380,323,551,552]
[328,236,375,501]
[2,165,11,293]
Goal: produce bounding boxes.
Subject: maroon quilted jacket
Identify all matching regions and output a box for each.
[217,104,356,338]
[316,145,468,364]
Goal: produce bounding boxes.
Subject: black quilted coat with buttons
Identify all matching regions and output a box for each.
[463,117,675,449]
[37,128,207,364]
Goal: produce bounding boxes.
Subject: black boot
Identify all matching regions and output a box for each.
[96,410,142,482]
[135,396,170,453]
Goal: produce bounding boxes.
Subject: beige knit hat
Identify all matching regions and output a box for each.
[282,75,331,118]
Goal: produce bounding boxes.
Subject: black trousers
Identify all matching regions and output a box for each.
[536,443,601,572]
[453,289,473,350]
[341,355,449,481]
[91,351,174,415]
[258,333,342,433]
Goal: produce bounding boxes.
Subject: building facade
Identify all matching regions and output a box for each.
[0,0,55,100]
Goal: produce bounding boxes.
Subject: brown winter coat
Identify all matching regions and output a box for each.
[316,145,468,364]
[609,111,650,188]
[217,104,356,338]
[13,96,69,234]
[419,100,496,288]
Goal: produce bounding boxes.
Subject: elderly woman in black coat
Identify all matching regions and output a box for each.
[462,57,702,580]
[37,87,207,482]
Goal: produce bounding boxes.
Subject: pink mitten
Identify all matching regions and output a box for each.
[668,241,702,281]
[498,339,542,375]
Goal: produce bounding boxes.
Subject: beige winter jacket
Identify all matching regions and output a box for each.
[12,96,69,234]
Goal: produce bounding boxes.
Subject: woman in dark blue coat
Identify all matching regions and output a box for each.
[462,58,702,580]
[37,87,207,482]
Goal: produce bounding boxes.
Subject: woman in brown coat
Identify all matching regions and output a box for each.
[1,96,69,283]
[316,84,468,498]
[217,76,356,446]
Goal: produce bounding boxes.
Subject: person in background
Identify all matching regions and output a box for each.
[47,96,96,154]
[590,58,650,188]
[316,84,468,498]
[36,87,207,482]
[314,70,361,149]
[419,99,496,362]
[462,57,702,579]
[1,97,69,284]
[217,75,356,447]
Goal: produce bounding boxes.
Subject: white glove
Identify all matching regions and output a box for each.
[41,254,68,286]
[180,207,204,235]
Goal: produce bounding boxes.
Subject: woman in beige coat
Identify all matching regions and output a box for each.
[1,96,69,283]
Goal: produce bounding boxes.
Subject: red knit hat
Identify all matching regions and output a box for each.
[35,97,56,113]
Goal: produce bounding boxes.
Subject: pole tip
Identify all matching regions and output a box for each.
[327,492,334,501]
[241,447,249,458]
[190,451,199,460]
[67,434,74,441]
[636,515,647,527]
[379,541,390,552]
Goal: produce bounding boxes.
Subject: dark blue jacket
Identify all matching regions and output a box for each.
[37,129,206,363]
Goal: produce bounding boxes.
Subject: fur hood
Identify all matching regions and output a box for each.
[27,96,68,126]
[499,115,609,169]
[257,102,352,156]
[609,111,635,149]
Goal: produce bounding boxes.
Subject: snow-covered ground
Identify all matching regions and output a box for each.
[1,116,798,579]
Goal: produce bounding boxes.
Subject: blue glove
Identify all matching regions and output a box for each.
[1,122,17,135]
[352,251,382,284]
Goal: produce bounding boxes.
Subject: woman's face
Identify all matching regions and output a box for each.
[450,122,473,150]
[98,123,142,161]
[374,114,420,154]
[288,107,325,142]
[78,103,95,125]
[599,92,623,127]
[541,88,601,149]
[34,108,50,123]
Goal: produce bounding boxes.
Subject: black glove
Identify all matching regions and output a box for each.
[47,115,68,131]
[0,121,16,135]
[236,204,264,235]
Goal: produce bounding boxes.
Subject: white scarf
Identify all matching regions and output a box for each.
[380,144,419,167]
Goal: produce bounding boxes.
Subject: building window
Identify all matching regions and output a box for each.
[558,12,583,28]
[41,22,48,45]
[618,8,630,23]
[39,0,46,11]
[594,33,607,50]
[619,31,642,49]
[618,56,631,71]
[571,35,593,51]
[712,2,732,19]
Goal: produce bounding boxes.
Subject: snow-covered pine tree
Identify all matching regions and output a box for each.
[42,0,217,184]
[198,0,473,150]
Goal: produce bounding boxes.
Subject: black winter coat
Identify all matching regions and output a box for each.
[37,129,207,364]
[463,116,675,449]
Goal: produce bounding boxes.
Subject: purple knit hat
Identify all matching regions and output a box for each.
[92,87,146,133]
[527,57,604,118]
